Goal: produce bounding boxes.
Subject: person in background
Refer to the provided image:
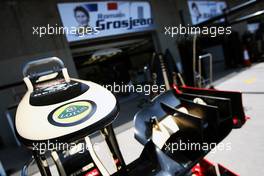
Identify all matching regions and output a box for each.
[192,2,202,23]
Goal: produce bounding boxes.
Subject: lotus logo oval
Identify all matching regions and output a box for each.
[58,105,89,119]
[48,100,96,127]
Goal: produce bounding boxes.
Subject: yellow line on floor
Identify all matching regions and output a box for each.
[244,77,256,84]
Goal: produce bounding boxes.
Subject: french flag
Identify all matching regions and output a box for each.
[85,4,98,12]
[107,2,118,10]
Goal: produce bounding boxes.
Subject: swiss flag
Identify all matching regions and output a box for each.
[107,2,118,10]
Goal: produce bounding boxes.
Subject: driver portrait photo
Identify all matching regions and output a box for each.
[73,6,91,36]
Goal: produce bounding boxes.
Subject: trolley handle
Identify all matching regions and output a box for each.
[23,57,65,78]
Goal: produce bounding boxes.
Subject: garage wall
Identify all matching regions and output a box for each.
[150,0,183,71]
[0,0,78,88]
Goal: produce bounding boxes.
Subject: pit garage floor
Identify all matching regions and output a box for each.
[205,62,264,175]
[15,62,264,176]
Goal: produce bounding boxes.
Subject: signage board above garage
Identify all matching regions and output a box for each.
[188,1,227,25]
[57,1,154,42]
